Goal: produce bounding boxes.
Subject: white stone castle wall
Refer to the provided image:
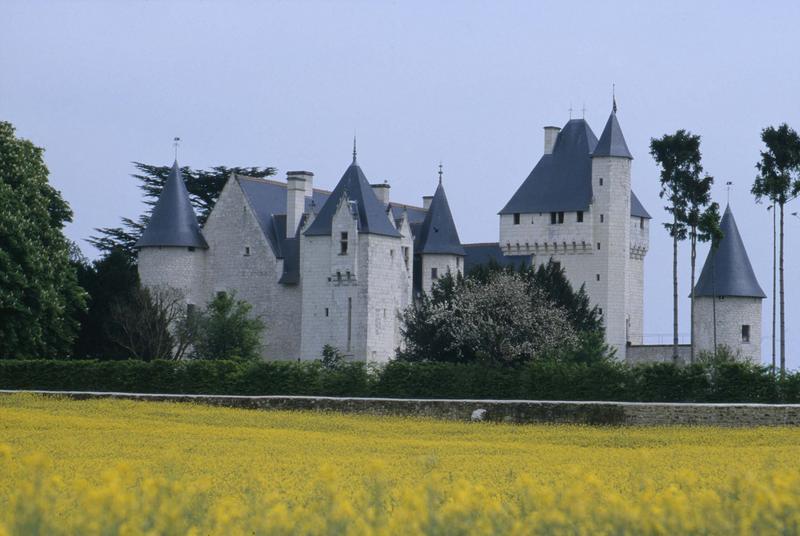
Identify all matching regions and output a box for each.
[591,157,631,359]
[201,178,302,361]
[499,210,594,256]
[299,197,412,363]
[137,246,207,307]
[694,296,762,362]
[363,233,413,362]
[420,253,463,294]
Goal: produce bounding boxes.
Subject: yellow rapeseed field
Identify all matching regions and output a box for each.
[2,393,800,535]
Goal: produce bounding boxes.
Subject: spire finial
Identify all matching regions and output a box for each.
[438,162,443,184]
[612,84,617,114]
[726,181,733,204]
[352,134,357,164]
[568,103,573,120]
[173,136,181,161]
[581,103,587,119]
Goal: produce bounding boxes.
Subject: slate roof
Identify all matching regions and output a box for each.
[304,160,401,238]
[463,243,531,274]
[693,205,766,298]
[591,112,633,159]
[236,172,426,285]
[499,117,649,219]
[136,160,208,249]
[415,182,465,256]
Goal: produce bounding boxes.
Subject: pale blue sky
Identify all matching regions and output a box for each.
[2,1,799,365]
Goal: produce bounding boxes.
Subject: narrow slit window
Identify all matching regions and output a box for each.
[640,217,645,229]
[340,232,348,255]
[599,177,604,186]
[600,214,605,223]
[742,325,751,343]
[596,274,600,281]
[597,242,601,250]
[244,246,251,256]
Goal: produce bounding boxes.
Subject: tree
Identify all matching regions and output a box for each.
[752,124,800,377]
[650,131,697,362]
[0,121,87,359]
[71,248,140,359]
[109,285,192,361]
[399,271,577,365]
[191,292,264,361]
[468,260,603,335]
[90,162,276,260]
[679,162,720,363]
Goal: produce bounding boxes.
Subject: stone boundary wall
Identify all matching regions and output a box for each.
[5,390,800,426]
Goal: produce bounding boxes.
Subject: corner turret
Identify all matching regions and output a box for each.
[135,160,208,306]
[692,205,765,361]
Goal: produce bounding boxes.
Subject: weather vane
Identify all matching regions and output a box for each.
[173,137,181,160]
[438,162,443,184]
[726,181,733,204]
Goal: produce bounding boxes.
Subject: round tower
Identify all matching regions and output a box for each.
[415,168,465,295]
[590,105,634,359]
[692,206,765,362]
[135,160,208,307]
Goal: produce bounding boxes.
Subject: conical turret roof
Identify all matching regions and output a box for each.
[135,161,208,249]
[416,181,465,256]
[304,159,401,237]
[693,205,765,298]
[591,111,633,159]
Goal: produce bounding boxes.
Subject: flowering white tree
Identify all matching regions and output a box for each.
[400,272,577,365]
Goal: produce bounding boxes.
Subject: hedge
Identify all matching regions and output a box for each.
[1,359,798,403]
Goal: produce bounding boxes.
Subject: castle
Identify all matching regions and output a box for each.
[136,105,765,363]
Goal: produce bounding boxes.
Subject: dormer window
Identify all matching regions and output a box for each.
[577,211,584,223]
[550,212,564,225]
[340,232,348,255]
[513,213,520,225]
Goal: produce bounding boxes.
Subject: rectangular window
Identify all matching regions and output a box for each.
[325,307,329,317]
[390,249,394,259]
[244,246,251,256]
[577,211,584,223]
[340,232,348,255]
[402,246,410,269]
[346,271,351,281]
[640,217,645,229]
[598,307,603,316]
[742,325,751,343]
[600,214,605,223]
[597,242,601,250]
[596,274,600,281]
[188,246,196,252]
[558,212,564,224]
[513,213,520,225]
[599,177,604,186]
[456,257,461,270]
[431,267,438,280]
[336,271,342,282]
[550,212,557,224]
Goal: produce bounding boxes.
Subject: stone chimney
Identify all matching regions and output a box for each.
[286,171,312,238]
[544,126,561,155]
[371,182,390,204]
[423,195,433,210]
